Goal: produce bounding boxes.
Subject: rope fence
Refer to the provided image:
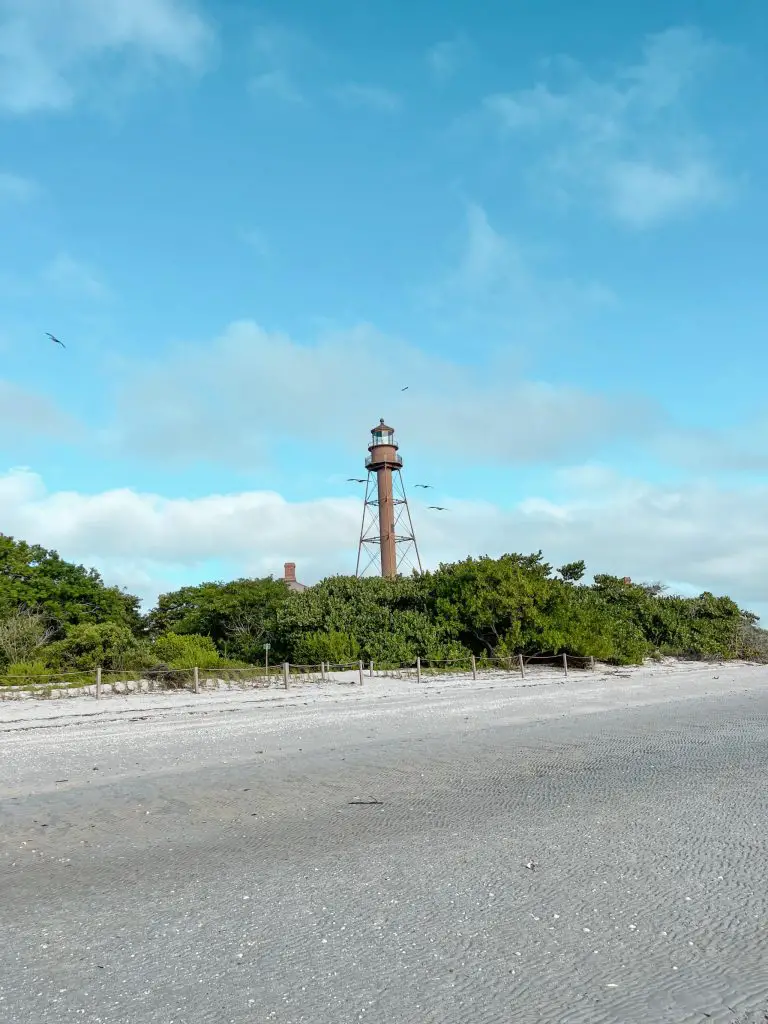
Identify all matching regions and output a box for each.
[0,652,597,700]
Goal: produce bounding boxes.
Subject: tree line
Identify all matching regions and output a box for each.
[0,533,765,682]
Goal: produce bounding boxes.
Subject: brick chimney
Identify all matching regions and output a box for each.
[284,562,296,583]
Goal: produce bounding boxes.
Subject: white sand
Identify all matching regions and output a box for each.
[1,658,761,734]
[2,659,767,1023]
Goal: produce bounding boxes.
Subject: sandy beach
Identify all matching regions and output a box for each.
[1,661,767,1023]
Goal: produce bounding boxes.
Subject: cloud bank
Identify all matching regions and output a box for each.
[1,467,766,621]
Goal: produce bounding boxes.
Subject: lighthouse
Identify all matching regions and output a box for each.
[355,419,421,579]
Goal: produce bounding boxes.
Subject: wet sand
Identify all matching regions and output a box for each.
[1,663,767,1023]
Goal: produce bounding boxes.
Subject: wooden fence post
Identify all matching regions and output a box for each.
[471,654,477,681]
[416,657,421,684]
[590,655,595,671]
[518,654,526,679]
[283,662,290,689]
[96,665,102,700]
[562,652,569,678]
[321,661,326,681]
[358,660,364,686]
[193,666,199,694]
[369,660,374,678]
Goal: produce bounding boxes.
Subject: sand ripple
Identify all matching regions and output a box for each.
[1,671,767,1023]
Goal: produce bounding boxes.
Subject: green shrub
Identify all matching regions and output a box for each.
[45,622,153,671]
[737,622,768,662]
[0,534,141,631]
[152,632,221,669]
[0,610,55,668]
[0,660,54,686]
[3,531,756,678]
[292,629,359,666]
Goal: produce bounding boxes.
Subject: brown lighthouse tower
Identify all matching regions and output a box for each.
[355,419,422,578]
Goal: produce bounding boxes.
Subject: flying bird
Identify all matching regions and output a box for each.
[427,505,449,511]
[401,386,409,391]
[414,484,433,489]
[46,332,65,348]
[347,478,366,483]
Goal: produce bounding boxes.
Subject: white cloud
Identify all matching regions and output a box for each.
[240,227,270,259]
[426,36,470,82]
[105,318,656,470]
[604,159,725,228]
[249,69,302,103]
[0,467,361,604]
[0,0,213,114]
[331,82,400,112]
[43,252,109,299]
[456,202,511,290]
[485,26,730,227]
[248,21,313,104]
[252,22,310,65]
[1,466,767,621]
[428,201,614,328]
[651,419,768,473]
[0,380,80,438]
[0,170,38,202]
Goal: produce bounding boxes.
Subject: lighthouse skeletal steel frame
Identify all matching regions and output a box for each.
[355,419,422,578]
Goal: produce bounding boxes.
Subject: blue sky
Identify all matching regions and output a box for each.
[2,0,768,617]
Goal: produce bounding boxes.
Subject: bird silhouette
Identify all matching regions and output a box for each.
[347,478,366,483]
[414,484,433,489]
[46,332,65,348]
[427,505,448,511]
[401,386,409,391]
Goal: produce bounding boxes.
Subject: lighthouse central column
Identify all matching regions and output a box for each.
[376,466,396,578]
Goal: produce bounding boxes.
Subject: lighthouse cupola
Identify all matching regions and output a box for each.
[366,419,402,471]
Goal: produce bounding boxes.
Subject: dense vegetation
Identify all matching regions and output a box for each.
[0,533,765,684]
